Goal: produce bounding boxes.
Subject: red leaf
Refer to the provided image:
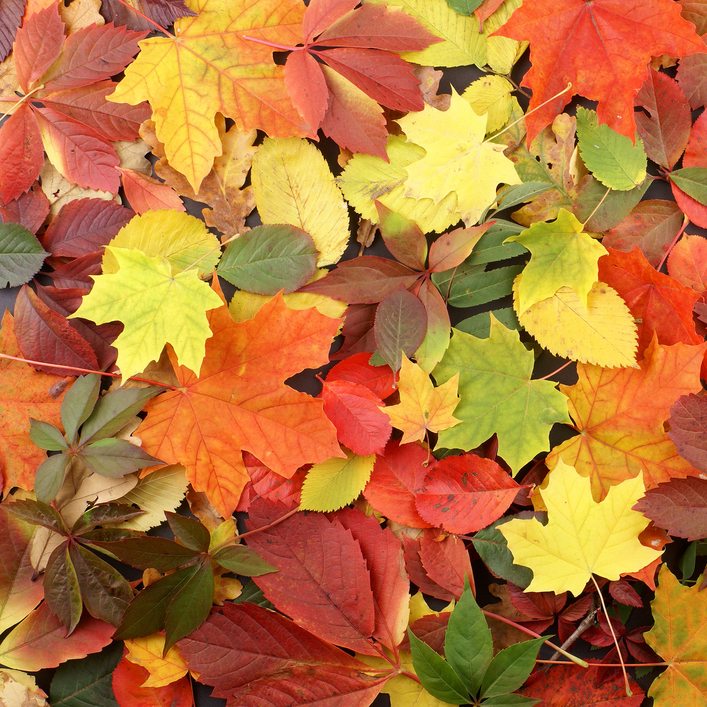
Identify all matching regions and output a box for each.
[112,656,194,707]
[14,285,99,375]
[669,392,707,473]
[635,69,691,170]
[335,507,409,650]
[326,352,396,400]
[598,247,702,356]
[333,303,378,359]
[178,603,384,706]
[46,252,103,289]
[404,612,449,653]
[364,441,433,528]
[120,168,185,214]
[677,53,706,109]
[43,22,147,91]
[42,198,134,258]
[0,0,23,61]
[246,501,377,654]
[0,602,113,671]
[402,533,455,600]
[415,453,520,534]
[236,454,304,512]
[418,530,473,600]
[100,0,195,32]
[13,5,64,92]
[633,476,707,541]
[668,235,707,295]
[0,186,50,234]
[427,223,492,273]
[302,0,358,43]
[376,202,428,271]
[671,180,707,228]
[321,379,391,455]
[285,50,329,131]
[34,107,120,193]
[0,105,44,205]
[608,579,644,608]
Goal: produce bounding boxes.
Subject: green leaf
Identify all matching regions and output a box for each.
[165,511,210,552]
[217,224,319,294]
[34,453,71,503]
[29,419,67,451]
[97,537,200,571]
[483,695,539,706]
[446,0,483,15]
[50,641,122,707]
[456,308,519,338]
[480,637,545,699]
[163,563,214,652]
[8,499,66,534]
[492,182,553,213]
[61,375,101,442]
[445,580,493,694]
[212,544,277,576]
[576,107,647,191]
[408,628,470,704]
[0,223,48,287]
[44,545,83,634]
[465,221,525,265]
[670,167,707,205]
[74,503,145,534]
[433,262,524,308]
[374,289,428,371]
[81,438,162,477]
[572,175,651,231]
[233,580,273,608]
[471,517,533,588]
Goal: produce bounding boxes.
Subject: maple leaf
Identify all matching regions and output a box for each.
[71,247,223,380]
[500,460,662,596]
[645,566,707,704]
[495,0,705,144]
[382,355,460,444]
[0,312,66,495]
[433,316,570,473]
[547,339,706,499]
[137,297,342,516]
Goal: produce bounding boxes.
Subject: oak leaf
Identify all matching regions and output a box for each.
[500,460,662,596]
[495,0,705,143]
[137,296,342,516]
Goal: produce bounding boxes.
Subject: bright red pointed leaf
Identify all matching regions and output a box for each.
[120,168,185,214]
[402,533,455,601]
[0,602,113,671]
[321,379,391,455]
[0,186,50,234]
[495,0,705,144]
[335,507,409,650]
[669,392,707,473]
[0,105,44,205]
[178,603,384,706]
[668,235,707,294]
[112,656,194,707]
[302,0,358,42]
[635,69,691,170]
[634,477,707,541]
[326,353,396,400]
[415,453,520,534]
[14,285,99,375]
[671,180,707,228]
[0,0,23,61]
[364,441,433,528]
[418,530,473,600]
[598,247,702,357]
[13,5,64,93]
[284,50,330,130]
[245,500,377,654]
[236,454,304,512]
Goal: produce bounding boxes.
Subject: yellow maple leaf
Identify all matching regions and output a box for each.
[499,460,662,596]
[109,0,308,190]
[382,356,460,444]
[514,279,638,368]
[124,633,189,687]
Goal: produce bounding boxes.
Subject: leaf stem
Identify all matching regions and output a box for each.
[537,359,573,381]
[0,84,45,121]
[113,0,174,37]
[590,574,631,696]
[536,659,668,668]
[241,35,301,52]
[545,606,598,663]
[581,186,611,230]
[235,507,299,540]
[656,215,689,272]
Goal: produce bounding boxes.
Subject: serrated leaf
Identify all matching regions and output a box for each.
[300,453,375,512]
[60,375,101,443]
[669,166,707,205]
[374,289,428,371]
[480,638,545,699]
[0,223,48,287]
[212,545,277,577]
[408,629,469,703]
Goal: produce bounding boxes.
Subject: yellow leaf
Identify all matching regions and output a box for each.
[369,0,486,68]
[383,356,460,444]
[71,247,222,379]
[251,137,350,266]
[462,75,515,134]
[515,280,638,368]
[0,669,47,706]
[103,211,221,276]
[397,90,521,227]
[483,0,525,75]
[124,634,189,687]
[499,459,662,596]
[109,0,307,190]
[299,453,375,512]
[506,208,608,314]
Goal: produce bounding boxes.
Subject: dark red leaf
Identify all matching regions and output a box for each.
[402,532,455,601]
[669,392,707,472]
[608,579,643,607]
[13,5,64,93]
[376,202,428,271]
[333,303,378,359]
[46,252,103,289]
[100,0,195,32]
[0,186,50,234]
[0,0,23,61]
[418,530,473,600]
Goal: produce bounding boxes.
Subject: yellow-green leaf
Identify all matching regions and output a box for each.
[462,75,515,134]
[299,453,375,512]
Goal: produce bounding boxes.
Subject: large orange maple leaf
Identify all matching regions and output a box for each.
[137,296,344,516]
[496,0,705,144]
[547,339,706,500]
[0,312,66,494]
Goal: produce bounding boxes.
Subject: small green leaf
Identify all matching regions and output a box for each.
[217,224,318,294]
[445,580,493,694]
[165,511,211,552]
[374,289,428,371]
[212,544,277,576]
[493,182,553,213]
[480,637,545,699]
[576,107,647,191]
[0,223,48,287]
[457,308,520,338]
[233,580,273,608]
[61,375,101,442]
[433,262,524,308]
[472,517,533,588]
[164,563,214,652]
[97,537,200,571]
[34,453,70,503]
[81,438,162,477]
[446,0,483,15]
[670,167,707,205]
[408,628,470,704]
[29,419,67,451]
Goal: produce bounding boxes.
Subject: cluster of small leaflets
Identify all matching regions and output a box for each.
[0,0,705,704]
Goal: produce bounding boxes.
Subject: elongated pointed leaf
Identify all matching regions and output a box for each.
[408,629,470,703]
[374,289,427,371]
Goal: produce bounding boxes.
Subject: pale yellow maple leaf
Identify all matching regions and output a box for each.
[383,356,460,444]
[124,634,189,687]
[499,460,662,596]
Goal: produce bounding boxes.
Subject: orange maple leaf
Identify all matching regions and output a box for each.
[547,338,706,499]
[0,311,66,494]
[137,295,344,516]
[496,0,705,144]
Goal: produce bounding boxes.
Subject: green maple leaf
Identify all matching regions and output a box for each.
[71,247,222,380]
[433,315,570,473]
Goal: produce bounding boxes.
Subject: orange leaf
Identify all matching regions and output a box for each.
[138,296,343,516]
[112,655,194,707]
